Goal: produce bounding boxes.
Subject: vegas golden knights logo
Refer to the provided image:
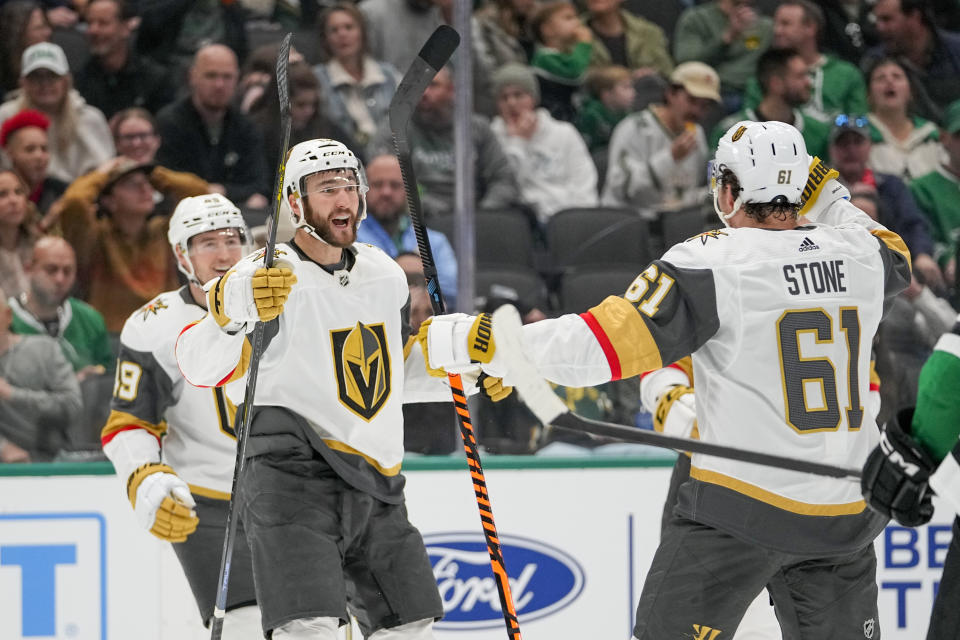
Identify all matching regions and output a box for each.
[330,322,391,421]
[731,125,748,142]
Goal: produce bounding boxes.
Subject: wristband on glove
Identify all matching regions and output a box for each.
[862,408,937,527]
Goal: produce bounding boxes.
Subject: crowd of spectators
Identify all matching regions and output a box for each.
[0,0,959,459]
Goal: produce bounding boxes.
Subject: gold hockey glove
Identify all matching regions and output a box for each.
[127,463,199,543]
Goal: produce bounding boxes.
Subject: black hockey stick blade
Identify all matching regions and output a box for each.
[491,305,863,481]
[388,25,459,313]
[264,31,293,269]
[389,25,460,155]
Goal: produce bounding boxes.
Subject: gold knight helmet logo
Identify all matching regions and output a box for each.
[330,322,391,421]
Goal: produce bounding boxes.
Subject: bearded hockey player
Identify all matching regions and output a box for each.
[421,121,911,639]
[101,193,261,637]
[174,139,476,639]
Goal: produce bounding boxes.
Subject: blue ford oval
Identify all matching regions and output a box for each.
[423,532,585,630]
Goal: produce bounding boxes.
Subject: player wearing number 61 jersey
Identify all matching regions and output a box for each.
[421,121,912,639]
[101,193,261,638]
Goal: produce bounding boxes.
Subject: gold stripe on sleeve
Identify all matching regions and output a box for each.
[588,296,663,378]
[101,410,168,441]
[871,228,912,269]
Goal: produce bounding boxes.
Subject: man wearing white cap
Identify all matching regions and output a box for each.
[601,61,721,219]
[0,42,114,183]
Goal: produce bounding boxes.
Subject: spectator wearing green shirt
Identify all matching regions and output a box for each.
[9,236,112,378]
[530,1,594,122]
[576,65,635,155]
[909,100,960,285]
[742,0,867,123]
[673,0,772,113]
[711,47,830,159]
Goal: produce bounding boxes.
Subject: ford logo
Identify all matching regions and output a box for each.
[423,532,585,630]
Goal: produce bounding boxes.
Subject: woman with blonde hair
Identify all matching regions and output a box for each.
[0,42,114,182]
[0,169,43,299]
[313,3,399,156]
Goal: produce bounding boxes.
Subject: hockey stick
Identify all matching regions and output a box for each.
[389,26,523,640]
[209,33,293,640]
[490,305,863,481]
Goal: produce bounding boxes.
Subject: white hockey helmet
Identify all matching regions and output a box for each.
[168,193,249,285]
[283,138,368,243]
[711,120,808,225]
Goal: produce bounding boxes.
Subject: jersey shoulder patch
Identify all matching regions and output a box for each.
[119,289,204,353]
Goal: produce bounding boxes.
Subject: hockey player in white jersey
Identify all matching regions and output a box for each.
[175,139,475,640]
[421,121,912,639]
[101,193,261,637]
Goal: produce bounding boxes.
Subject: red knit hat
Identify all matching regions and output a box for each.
[0,110,50,148]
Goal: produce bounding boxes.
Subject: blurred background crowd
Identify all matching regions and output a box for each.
[0,0,958,462]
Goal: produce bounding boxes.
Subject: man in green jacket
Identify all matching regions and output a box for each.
[711,47,830,158]
[674,0,772,112]
[742,0,867,122]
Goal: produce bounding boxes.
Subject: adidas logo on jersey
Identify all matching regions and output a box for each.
[799,237,820,252]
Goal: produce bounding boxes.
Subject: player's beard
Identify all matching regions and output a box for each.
[304,201,359,248]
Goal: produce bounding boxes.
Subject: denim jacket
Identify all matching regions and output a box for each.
[314,57,400,157]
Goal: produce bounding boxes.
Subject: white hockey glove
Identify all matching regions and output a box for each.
[417,313,501,373]
[418,313,512,401]
[798,156,848,223]
[127,463,198,543]
[207,259,297,333]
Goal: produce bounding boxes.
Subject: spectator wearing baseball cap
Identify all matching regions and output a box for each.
[828,112,943,294]
[0,109,67,217]
[601,61,719,219]
[0,42,114,183]
[908,99,960,287]
[46,155,206,332]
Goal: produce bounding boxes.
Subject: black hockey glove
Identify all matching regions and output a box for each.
[862,408,937,527]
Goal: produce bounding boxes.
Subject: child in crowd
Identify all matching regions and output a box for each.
[576,64,636,153]
[529,1,593,121]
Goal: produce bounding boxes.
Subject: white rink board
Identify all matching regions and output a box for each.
[0,462,952,639]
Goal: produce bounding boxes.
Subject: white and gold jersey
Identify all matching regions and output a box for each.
[521,218,911,553]
[175,242,449,497]
[102,288,246,498]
